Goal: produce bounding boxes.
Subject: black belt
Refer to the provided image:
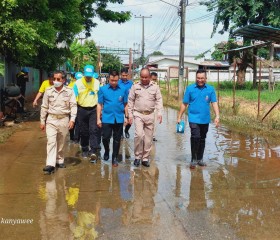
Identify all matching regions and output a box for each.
[78,105,96,110]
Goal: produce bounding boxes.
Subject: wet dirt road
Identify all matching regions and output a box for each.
[0,107,280,240]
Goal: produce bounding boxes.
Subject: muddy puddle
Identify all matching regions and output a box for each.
[0,107,279,240]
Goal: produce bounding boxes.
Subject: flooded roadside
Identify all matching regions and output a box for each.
[0,107,279,239]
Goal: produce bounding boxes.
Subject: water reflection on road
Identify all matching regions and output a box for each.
[0,107,280,239]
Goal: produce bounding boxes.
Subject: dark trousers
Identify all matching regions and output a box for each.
[77,106,98,153]
[102,122,123,158]
[189,123,209,161]
[73,117,80,142]
[97,126,101,147]
[69,120,80,142]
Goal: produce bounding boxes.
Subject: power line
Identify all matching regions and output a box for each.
[146,1,180,41]
[159,0,179,8]
[108,1,161,9]
[186,12,216,24]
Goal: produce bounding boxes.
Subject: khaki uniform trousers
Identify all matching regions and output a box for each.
[153,110,158,137]
[134,112,155,161]
[46,116,69,166]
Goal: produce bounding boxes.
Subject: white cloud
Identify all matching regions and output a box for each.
[90,0,229,62]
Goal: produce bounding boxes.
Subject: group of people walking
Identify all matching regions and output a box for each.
[38,64,219,175]
[39,65,163,174]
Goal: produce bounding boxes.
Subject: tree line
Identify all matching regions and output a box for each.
[0,0,130,71]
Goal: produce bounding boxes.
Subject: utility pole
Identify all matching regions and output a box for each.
[97,46,101,75]
[135,15,152,67]
[178,0,187,100]
[78,37,86,45]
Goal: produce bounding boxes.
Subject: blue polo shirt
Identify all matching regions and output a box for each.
[118,79,133,92]
[183,83,217,124]
[98,84,128,124]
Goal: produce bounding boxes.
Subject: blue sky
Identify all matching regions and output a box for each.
[89,0,229,63]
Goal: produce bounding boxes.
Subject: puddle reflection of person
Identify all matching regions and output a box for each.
[122,163,159,224]
[39,171,72,239]
[188,169,207,211]
[69,210,98,239]
[119,139,132,162]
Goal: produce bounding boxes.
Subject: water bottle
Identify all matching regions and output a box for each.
[176,120,185,133]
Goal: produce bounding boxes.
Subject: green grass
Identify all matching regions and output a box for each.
[160,80,280,140]
[218,89,280,103]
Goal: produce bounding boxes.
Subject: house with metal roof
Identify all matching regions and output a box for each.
[146,55,202,70]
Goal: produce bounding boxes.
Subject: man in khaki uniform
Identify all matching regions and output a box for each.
[128,68,163,167]
[40,71,77,174]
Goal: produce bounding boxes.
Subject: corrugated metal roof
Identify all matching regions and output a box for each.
[147,55,201,65]
[199,61,230,67]
[232,24,280,43]
[225,42,270,53]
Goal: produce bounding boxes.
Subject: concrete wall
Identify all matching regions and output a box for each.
[2,60,48,98]
[153,68,280,82]
[189,68,280,82]
[156,59,198,70]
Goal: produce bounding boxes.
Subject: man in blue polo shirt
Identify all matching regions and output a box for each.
[118,68,133,138]
[177,69,220,169]
[97,70,129,167]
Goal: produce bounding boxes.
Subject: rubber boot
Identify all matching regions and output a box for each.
[197,138,206,166]
[190,137,200,169]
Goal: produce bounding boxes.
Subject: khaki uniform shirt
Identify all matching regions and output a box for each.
[40,86,77,124]
[128,81,163,117]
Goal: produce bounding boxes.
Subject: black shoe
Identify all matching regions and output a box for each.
[142,160,150,167]
[134,159,141,167]
[125,131,130,138]
[43,165,55,175]
[103,152,109,161]
[197,160,207,167]
[89,153,97,163]
[112,158,118,167]
[153,137,157,141]
[56,163,66,168]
